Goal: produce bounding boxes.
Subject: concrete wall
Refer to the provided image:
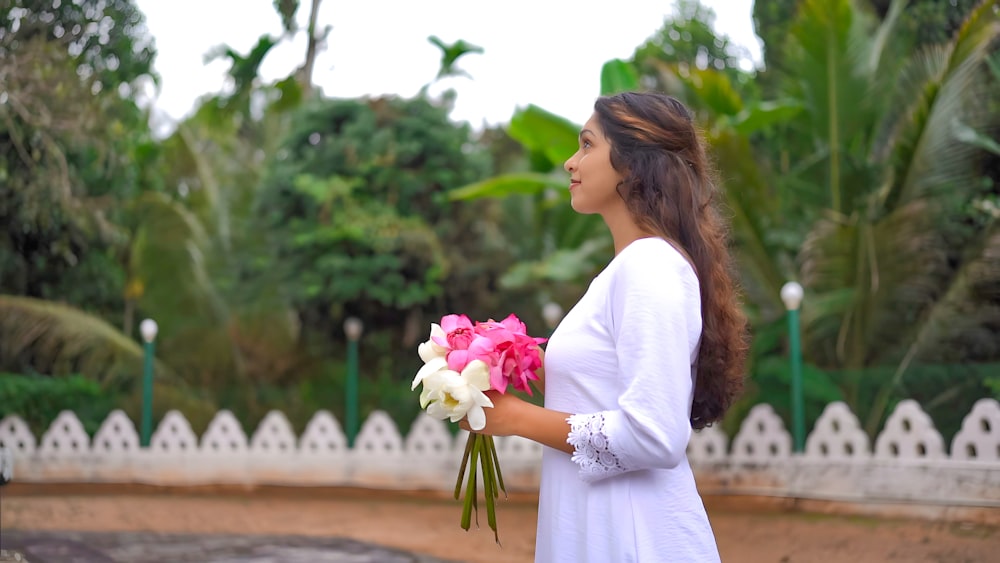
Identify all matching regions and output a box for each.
[2,399,998,519]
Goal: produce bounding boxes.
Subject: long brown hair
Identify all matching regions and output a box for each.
[594,91,749,429]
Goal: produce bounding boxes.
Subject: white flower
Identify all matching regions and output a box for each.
[411,356,448,392]
[417,323,448,362]
[419,359,493,431]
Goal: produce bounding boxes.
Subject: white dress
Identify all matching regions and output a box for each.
[535,237,721,562]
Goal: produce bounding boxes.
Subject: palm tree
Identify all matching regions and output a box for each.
[450,0,1000,437]
[789,0,1000,434]
[662,0,1000,434]
[0,295,153,386]
[126,89,302,390]
[1,36,305,393]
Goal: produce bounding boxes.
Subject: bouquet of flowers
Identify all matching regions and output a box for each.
[410,313,546,543]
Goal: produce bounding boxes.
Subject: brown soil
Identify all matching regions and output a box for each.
[3,484,997,562]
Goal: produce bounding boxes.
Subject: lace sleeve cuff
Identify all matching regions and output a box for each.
[566,412,628,483]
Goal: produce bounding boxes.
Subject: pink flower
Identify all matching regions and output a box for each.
[475,314,546,394]
[427,314,496,373]
[421,313,545,394]
[446,335,495,373]
[410,311,547,543]
[434,314,477,350]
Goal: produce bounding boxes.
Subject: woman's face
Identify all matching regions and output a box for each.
[564,113,624,216]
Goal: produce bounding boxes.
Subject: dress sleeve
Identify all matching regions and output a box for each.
[566,243,700,483]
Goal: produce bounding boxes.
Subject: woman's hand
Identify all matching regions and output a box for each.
[461,388,574,454]
[459,390,527,437]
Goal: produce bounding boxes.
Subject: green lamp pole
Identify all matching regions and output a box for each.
[343,317,363,448]
[781,282,805,453]
[139,318,158,448]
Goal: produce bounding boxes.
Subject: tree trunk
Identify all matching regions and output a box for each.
[301,0,323,97]
[123,298,134,339]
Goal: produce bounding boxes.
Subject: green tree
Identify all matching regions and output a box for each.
[871,0,984,46]
[255,95,520,384]
[452,4,781,315]
[124,30,317,394]
[634,0,758,97]
[754,0,986,85]
[0,0,156,87]
[0,295,150,385]
[450,0,1000,438]
[0,0,158,328]
[1,0,307,427]
[730,0,1000,434]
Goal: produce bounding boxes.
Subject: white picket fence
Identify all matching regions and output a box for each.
[2,399,999,514]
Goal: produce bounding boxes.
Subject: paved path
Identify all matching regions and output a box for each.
[2,531,458,563]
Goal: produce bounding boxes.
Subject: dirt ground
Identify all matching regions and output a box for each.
[2,484,998,563]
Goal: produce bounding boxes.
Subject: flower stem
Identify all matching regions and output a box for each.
[456,432,506,542]
[488,433,507,498]
[480,435,501,545]
[460,434,480,531]
[454,431,475,501]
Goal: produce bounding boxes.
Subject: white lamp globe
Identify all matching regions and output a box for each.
[139,318,159,343]
[344,317,364,341]
[780,282,804,311]
[542,302,564,329]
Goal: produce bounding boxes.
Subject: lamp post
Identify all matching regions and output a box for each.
[542,302,564,338]
[343,317,363,448]
[780,282,805,453]
[139,318,158,448]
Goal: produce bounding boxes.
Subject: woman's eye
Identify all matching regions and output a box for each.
[582,140,592,148]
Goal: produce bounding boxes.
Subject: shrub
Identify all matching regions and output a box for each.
[0,373,117,436]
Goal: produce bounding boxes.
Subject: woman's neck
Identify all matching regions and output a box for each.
[603,207,654,256]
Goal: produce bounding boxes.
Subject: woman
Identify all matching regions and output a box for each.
[463,91,749,561]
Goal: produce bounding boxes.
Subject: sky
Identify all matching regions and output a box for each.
[134,0,762,132]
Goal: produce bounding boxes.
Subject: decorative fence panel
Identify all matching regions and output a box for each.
[2,399,999,516]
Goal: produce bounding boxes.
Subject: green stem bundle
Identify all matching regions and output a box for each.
[455,432,507,544]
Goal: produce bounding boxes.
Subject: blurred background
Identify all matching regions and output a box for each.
[1,0,998,455]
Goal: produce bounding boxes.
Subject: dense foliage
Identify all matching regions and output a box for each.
[0,0,158,325]
[1,0,997,440]
[0,373,115,436]
[254,95,533,403]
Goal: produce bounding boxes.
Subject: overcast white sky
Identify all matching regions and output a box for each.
[134,0,761,131]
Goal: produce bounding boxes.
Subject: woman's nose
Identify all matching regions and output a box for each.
[564,153,576,173]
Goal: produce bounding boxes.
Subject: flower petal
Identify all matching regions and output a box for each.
[447,349,471,372]
[441,314,473,333]
[430,323,446,340]
[418,340,444,363]
[419,371,446,408]
[466,405,487,431]
[469,335,496,356]
[411,356,447,390]
[462,359,491,391]
[489,364,507,394]
[471,386,494,408]
[426,400,450,420]
[499,313,526,334]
